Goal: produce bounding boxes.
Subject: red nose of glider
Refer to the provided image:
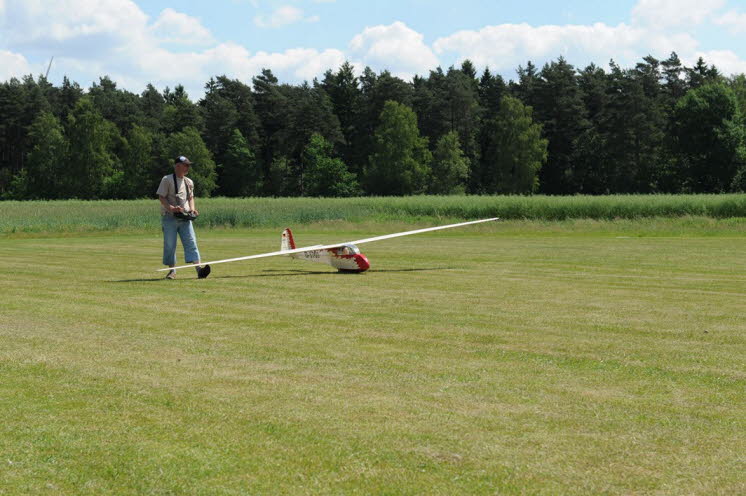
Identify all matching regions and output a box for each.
[355,254,370,272]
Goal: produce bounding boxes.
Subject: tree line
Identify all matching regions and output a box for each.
[1,52,745,200]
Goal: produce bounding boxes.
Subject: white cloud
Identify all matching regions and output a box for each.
[631,0,726,28]
[0,0,216,96]
[434,22,654,72]
[2,0,746,100]
[132,41,346,95]
[433,14,742,77]
[3,0,148,50]
[0,49,31,80]
[246,47,346,81]
[0,0,340,96]
[349,21,439,80]
[694,49,746,75]
[150,8,214,45]
[433,23,645,67]
[715,9,746,33]
[254,6,318,28]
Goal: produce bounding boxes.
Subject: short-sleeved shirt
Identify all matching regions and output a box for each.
[157,174,194,215]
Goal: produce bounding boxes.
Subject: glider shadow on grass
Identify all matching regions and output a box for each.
[109,266,454,283]
[205,266,455,279]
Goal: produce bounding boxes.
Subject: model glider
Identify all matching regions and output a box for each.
[159,217,498,274]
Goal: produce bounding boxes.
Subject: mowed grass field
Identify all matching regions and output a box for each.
[1,218,745,494]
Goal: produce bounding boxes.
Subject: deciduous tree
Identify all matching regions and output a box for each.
[65,97,119,198]
[221,129,262,197]
[429,131,469,194]
[366,101,431,195]
[672,84,746,192]
[302,133,359,197]
[164,126,218,196]
[480,96,547,194]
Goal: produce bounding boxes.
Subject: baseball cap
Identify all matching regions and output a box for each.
[174,155,193,165]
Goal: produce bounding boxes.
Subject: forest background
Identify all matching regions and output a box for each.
[2,52,746,201]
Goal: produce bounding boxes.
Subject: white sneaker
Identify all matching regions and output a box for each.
[165,270,176,279]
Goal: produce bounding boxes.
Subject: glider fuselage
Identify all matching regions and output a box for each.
[282,229,370,272]
[291,246,370,272]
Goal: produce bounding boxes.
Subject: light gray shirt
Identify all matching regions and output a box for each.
[156,174,194,215]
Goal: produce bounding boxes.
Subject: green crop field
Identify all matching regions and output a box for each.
[3,194,746,234]
[1,207,745,494]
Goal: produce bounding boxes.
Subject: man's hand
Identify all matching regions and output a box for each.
[169,205,184,213]
[192,208,199,216]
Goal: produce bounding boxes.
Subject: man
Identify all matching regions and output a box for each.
[156,156,210,279]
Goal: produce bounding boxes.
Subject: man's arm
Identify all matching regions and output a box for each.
[159,195,182,213]
[156,177,181,213]
[187,182,197,214]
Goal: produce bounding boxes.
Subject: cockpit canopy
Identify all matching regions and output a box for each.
[335,244,360,256]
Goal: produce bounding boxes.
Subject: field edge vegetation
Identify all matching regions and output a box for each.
[2,194,746,235]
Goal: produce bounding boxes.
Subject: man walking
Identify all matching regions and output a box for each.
[157,156,210,279]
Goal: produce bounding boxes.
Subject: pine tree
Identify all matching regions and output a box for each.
[475,67,507,192]
[478,67,506,116]
[599,59,665,192]
[88,76,145,134]
[162,85,204,135]
[0,76,52,184]
[320,62,364,174]
[512,61,539,108]
[202,90,239,194]
[253,69,290,193]
[201,76,261,191]
[139,84,165,133]
[686,57,722,90]
[661,52,686,106]
[533,57,589,194]
[412,67,449,144]
[444,66,481,178]
[573,64,609,193]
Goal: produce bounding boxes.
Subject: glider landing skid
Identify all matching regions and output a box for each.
[159,218,499,274]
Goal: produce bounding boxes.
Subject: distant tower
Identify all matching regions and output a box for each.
[45,56,54,79]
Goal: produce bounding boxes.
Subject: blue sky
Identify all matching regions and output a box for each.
[2,0,745,99]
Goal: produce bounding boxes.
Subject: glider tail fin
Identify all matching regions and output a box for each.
[281,228,296,251]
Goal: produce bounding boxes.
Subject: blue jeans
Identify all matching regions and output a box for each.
[162,215,200,266]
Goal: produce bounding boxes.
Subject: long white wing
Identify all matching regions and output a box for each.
[159,217,498,271]
[347,217,499,245]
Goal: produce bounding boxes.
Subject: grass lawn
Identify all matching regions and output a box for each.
[1,220,744,494]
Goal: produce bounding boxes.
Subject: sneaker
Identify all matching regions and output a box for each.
[165,270,176,280]
[197,264,211,279]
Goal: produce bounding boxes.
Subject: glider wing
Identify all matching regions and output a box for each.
[347,217,499,245]
[159,244,336,271]
[158,217,498,271]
